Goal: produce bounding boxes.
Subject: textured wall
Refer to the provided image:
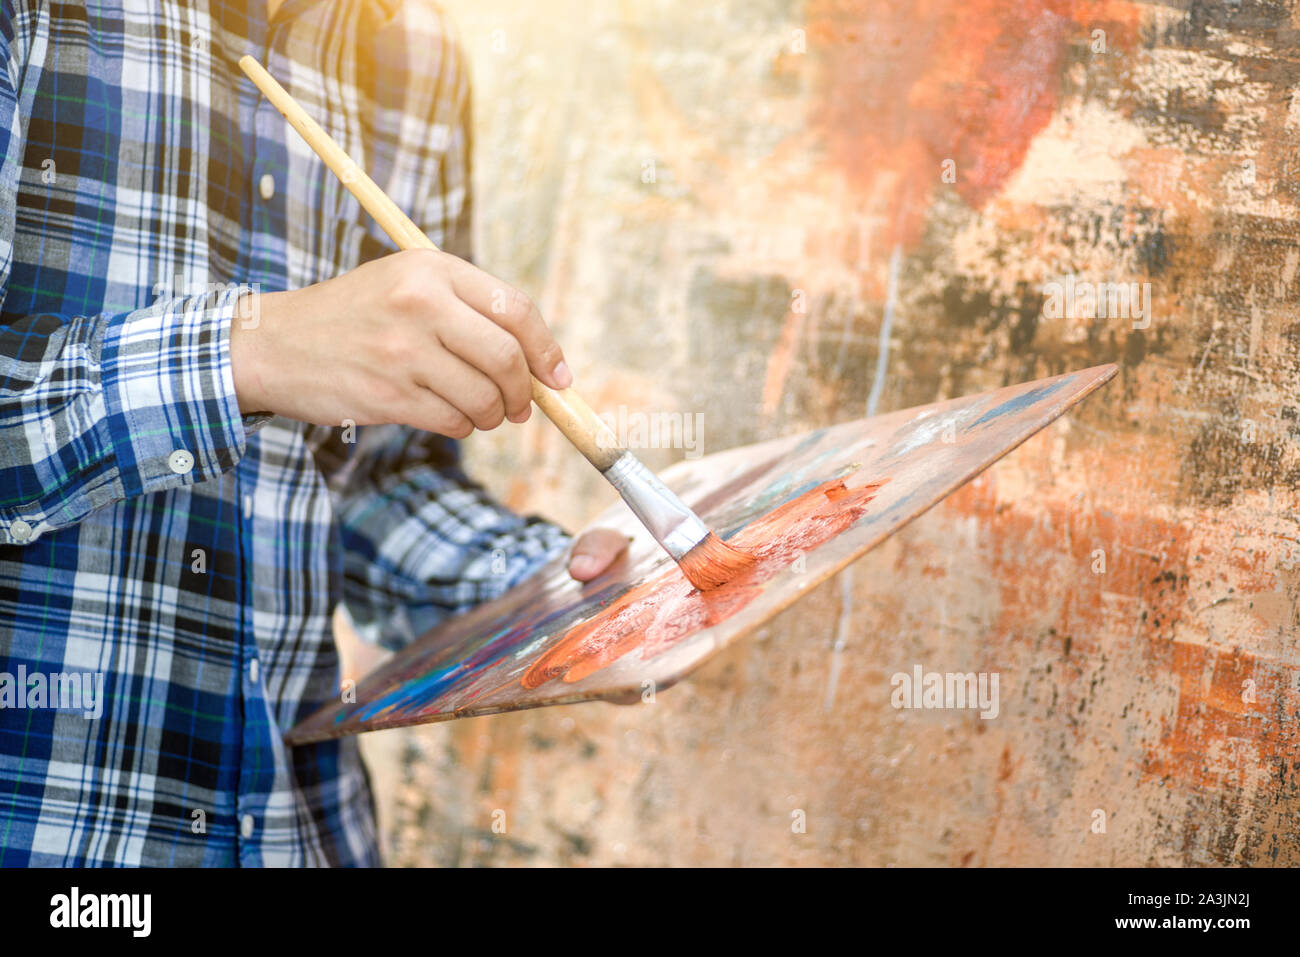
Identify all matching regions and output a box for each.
[345,0,1300,866]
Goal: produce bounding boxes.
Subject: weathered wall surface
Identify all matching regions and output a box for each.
[345,0,1300,865]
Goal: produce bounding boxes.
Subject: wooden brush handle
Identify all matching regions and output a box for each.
[238,55,624,471]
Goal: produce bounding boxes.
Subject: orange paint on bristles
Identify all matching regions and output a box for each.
[676,531,756,591]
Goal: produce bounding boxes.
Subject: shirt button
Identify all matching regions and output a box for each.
[259,172,276,200]
[240,814,255,839]
[249,659,260,683]
[168,449,195,475]
[9,520,33,544]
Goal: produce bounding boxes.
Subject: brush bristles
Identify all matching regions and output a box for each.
[677,532,755,590]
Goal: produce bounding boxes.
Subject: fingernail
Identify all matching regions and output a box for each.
[569,554,596,577]
[552,361,573,389]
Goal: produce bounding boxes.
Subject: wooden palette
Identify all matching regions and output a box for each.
[286,364,1117,743]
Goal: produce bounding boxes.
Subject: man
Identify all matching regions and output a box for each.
[0,0,626,865]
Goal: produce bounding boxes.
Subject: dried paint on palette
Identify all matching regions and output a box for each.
[521,477,885,688]
[328,471,886,728]
[285,365,1116,743]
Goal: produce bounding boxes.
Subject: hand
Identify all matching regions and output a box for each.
[567,528,632,582]
[229,248,572,435]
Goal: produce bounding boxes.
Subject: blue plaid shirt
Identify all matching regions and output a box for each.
[0,0,568,865]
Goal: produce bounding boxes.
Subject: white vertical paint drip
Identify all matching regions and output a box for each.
[826,244,900,709]
[866,243,903,418]
[824,566,854,711]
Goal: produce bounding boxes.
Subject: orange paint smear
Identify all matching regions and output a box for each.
[944,472,1300,796]
[807,0,1142,247]
[521,477,885,689]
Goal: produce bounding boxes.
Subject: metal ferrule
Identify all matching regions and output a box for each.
[602,452,710,560]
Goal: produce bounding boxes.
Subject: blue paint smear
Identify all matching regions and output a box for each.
[967,377,1070,431]
[337,579,634,724]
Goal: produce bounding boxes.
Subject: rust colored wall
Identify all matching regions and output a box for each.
[343,0,1300,865]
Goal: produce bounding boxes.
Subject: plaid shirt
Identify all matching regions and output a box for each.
[0,0,568,866]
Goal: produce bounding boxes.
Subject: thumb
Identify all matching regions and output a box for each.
[568,527,633,581]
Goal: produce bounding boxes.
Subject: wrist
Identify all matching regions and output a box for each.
[229,290,281,415]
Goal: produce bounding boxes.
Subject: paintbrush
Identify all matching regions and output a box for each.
[238,56,751,591]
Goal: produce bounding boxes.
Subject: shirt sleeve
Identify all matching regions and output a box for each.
[329,427,570,651]
[0,10,256,546]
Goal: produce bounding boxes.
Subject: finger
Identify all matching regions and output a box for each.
[431,298,534,422]
[416,347,508,432]
[397,387,475,439]
[442,257,572,390]
[568,527,633,581]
